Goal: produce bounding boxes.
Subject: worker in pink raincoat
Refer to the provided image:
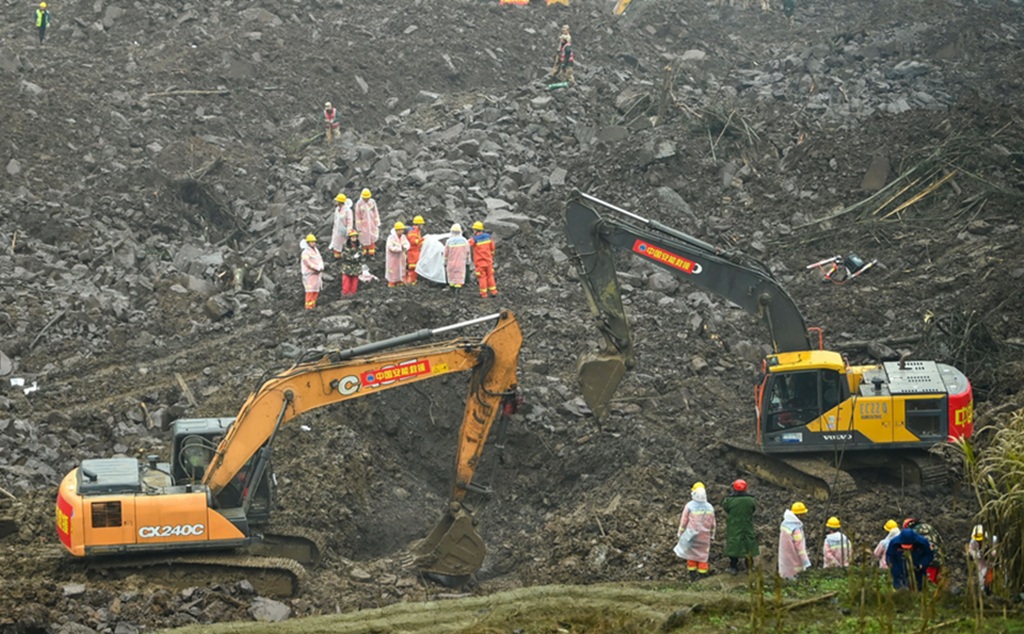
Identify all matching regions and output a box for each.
[673,482,717,577]
[822,516,851,568]
[354,188,381,255]
[300,234,324,310]
[873,520,900,569]
[385,221,410,287]
[444,224,470,292]
[328,193,353,258]
[778,502,812,580]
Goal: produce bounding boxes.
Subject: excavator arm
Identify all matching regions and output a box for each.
[565,192,810,418]
[198,310,522,577]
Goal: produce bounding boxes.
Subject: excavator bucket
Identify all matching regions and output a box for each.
[577,350,627,420]
[404,503,485,579]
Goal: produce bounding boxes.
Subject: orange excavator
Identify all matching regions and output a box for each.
[56,311,521,591]
[564,192,974,499]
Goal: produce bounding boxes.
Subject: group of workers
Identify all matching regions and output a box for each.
[674,480,998,594]
[299,189,499,309]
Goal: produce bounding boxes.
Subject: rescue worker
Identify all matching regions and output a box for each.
[469,221,498,298]
[673,482,716,578]
[778,502,811,580]
[339,230,362,297]
[405,215,425,285]
[324,102,340,145]
[967,524,997,595]
[385,221,410,287]
[300,234,324,310]
[36,2,51,44]
[722,479,758,575]
[551,24,576,86]
[873,520,900,569]
[328,193,354,259]
[822,516,851,568]
[905,518,944,585]
[444,224,469,292]
[783,0,796,24]
[886,524,934,591]
[354,188,380,256]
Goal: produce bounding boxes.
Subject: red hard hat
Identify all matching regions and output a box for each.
[732,479,747,492]
[903,518,917,529]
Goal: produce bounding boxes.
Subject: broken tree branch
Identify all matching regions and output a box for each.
[0,485,16,500]
[783,591,838,611]
[176,372,199,408]
[30,310,66,351]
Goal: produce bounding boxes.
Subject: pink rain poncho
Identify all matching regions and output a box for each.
[329,200,354,255]
[822,531,851,568]
[354,197,380,251]
[873,527,900,569]
[673,488,716,564]
[445,231,470,286]
[385,229,410,284]
[778,510,811,579]
[300,239,323,292]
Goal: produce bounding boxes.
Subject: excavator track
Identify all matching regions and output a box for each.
[720,440,857,502]
[86,552,305,597]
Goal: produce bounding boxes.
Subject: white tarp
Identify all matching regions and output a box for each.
[415,233,450,284]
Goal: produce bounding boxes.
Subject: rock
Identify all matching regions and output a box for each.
[860,155,890,191]
[597,126,628,143]
[549,167,567,187]
[203,294,235,320]
[350,566,373,582]
[680,49,706,62]
[483,208,532,238]
[0,350,11,376]
[646,271,679,294]
[249,597,291,622]
[20,81,44,97]
[654,187,696,223]
[63,583,87,597]
[866,341,898,362]
[6,159,20,177]
[0,48,21,73]
[690,356,709,374]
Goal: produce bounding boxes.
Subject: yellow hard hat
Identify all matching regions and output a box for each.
[691,482,705,492]
[884,519,898,531]
[40,2,47,7]
[305,234,317,242]
[394,221,406,230]
[335,193,346,203]
[472,221,485,231]
[361,188,372,199]
[347,229,358,237]
[826,516,841,529]
[791,502,808,515]
[973,524,985,541]
[413,215,425,225]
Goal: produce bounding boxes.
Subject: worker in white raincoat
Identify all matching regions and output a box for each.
[674,482,716,577]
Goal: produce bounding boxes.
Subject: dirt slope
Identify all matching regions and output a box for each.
[1,0,1023,630]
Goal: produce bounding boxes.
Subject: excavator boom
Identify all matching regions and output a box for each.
[565,192,809,417]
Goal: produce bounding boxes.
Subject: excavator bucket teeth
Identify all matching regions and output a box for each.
[577,351,627,420]
[404,505,485,578]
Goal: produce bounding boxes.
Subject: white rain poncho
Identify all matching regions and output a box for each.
[412,233,451,283]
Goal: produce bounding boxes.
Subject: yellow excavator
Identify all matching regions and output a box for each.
[56,311,522,592]
[564,192,974,499]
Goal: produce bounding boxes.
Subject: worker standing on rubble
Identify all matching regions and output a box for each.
[354,189,380,256]
[778,502,812,580]
[405,215,425,285]
[967,524,997,595]
[300,234,324,310]
[329,193,353,259]
[873,520,900,569]
[385,222,410,288]
[35,2,51,44]
[340,230,362,297]
[324,102,340,145]
[444,224,469,292]
[673,482,716,579]
[551,24,576,86]
[469,221,498,298]
[822,517,851,568]
[722,479,758,575]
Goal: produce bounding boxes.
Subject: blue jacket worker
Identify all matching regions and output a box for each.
[885,527,934,590]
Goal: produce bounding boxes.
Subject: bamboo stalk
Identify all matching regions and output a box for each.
[783,591,838,611]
